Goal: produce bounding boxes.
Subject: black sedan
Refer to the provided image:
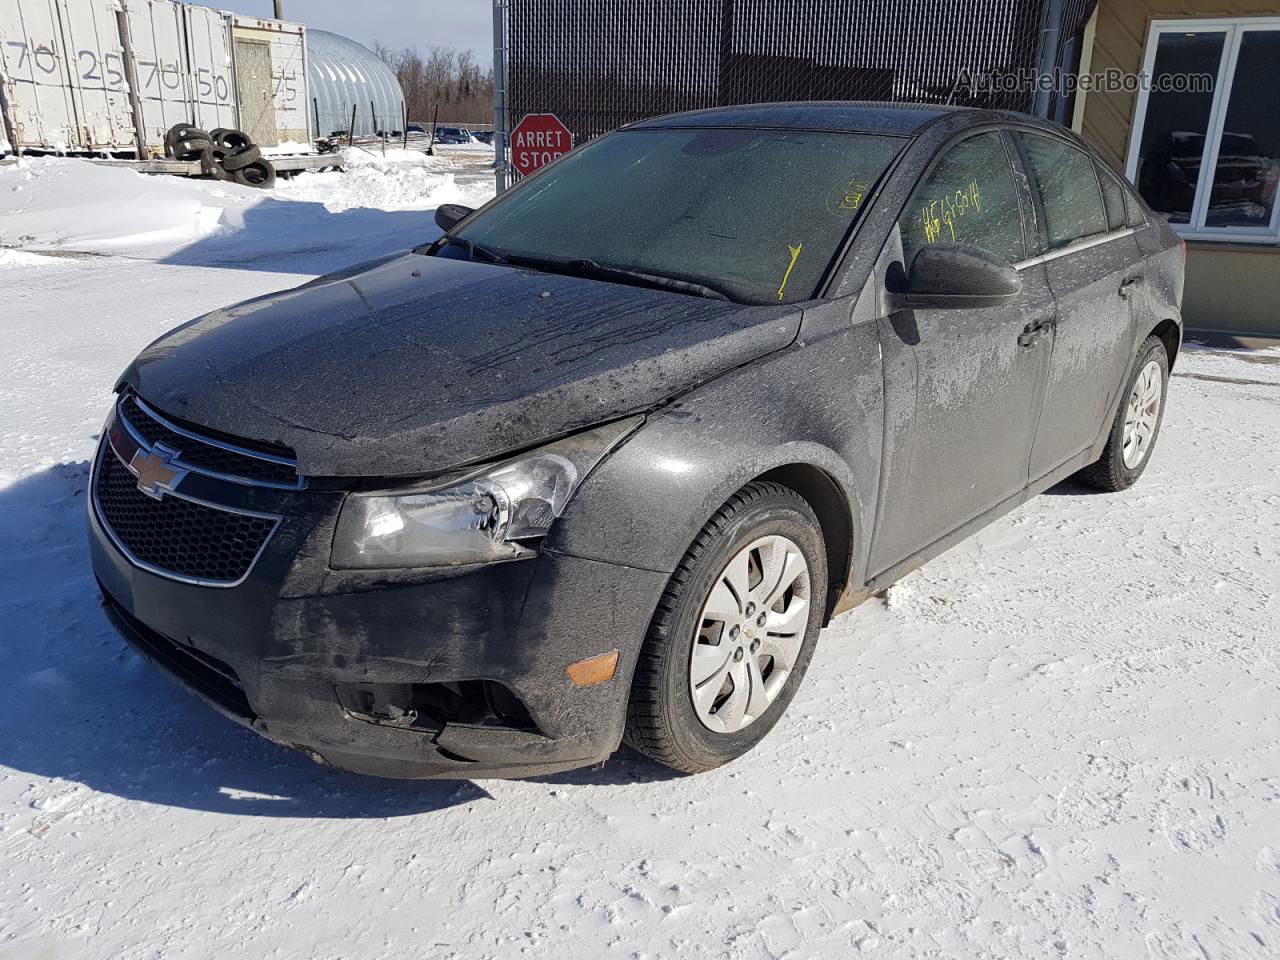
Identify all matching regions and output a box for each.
[90,103,1184,779]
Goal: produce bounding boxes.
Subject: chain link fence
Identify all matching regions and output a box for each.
[500,0,1096,181]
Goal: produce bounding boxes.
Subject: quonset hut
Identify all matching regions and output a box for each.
[307,28,405,138]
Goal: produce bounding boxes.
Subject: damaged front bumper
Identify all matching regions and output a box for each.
[88,436,668,780]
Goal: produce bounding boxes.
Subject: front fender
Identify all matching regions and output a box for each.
[545,314,884,593]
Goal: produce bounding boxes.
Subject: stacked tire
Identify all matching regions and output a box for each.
[164,124,276,189]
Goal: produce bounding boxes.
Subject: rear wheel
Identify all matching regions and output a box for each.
[624,481,827,774]
[1078,334,1170,491]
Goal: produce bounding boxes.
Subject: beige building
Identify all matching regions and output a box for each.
[1071,1,1280,336]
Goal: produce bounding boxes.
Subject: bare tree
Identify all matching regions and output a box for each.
[376,43,494,125]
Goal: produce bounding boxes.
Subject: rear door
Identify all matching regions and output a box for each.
[1014,132,1143,480]
[869,129,1055,573]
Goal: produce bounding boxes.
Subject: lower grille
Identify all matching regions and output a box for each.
[94,447,278,586]
[101,586,255,721]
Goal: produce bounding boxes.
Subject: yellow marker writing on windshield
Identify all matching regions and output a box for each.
[777,243,803,302]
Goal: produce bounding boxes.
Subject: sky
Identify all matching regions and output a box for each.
[197,0,493,64]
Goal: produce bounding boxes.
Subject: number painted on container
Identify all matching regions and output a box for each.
[273,69,298,103]
[102,53,124,87]
[78,49,101,82]
[31,43,58,74]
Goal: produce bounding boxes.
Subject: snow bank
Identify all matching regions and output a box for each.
[274,148,490,213]
[0,158,234,255]
[0,248,59,268]
[0,152,494,264]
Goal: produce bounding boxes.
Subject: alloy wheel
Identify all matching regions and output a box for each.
[688,535,811,733]
[1122,358,1163,469]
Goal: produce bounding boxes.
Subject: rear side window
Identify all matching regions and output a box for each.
[1097,164,1128,232]
[1124,190,1147,228]
[900,131,1025,265]
[1017,133,1108,249]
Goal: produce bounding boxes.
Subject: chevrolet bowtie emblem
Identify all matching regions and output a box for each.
[128,446,181,500]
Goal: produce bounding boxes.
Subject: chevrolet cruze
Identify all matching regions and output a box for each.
[90,103,1184,779]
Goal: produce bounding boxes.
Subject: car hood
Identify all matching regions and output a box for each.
[120,253,801,477]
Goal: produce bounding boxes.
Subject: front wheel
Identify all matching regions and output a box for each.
[1078,334,1170,491]
[624,481,827,774]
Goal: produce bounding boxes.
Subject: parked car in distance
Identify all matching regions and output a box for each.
[433,126,473,144]
[90,103,1184,780]
[405,123,427,136]
[471,130,495,145]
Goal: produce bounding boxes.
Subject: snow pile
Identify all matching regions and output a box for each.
[0,158,232,255]
[275,147,492,213]
[0,248,58,268]
[0,152,493,265]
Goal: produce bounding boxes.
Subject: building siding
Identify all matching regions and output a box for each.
[1077,0,1280,336]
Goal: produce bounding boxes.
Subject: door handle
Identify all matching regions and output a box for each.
[1118,274,1143,298]
[1018,320,1050,348]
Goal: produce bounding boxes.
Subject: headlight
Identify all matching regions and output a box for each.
[331,416,642,569]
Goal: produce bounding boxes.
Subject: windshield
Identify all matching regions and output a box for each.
[453,127,904,304]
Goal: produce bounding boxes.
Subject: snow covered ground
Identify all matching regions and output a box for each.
[1,155,1278,960]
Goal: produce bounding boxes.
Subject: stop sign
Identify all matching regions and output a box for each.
[510,113,572,177]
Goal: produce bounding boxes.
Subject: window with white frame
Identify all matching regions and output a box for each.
[1126,18,1280,243]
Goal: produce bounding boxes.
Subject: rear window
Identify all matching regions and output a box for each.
[455,127,904,304]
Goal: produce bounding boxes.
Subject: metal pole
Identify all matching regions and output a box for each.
[401,101,408,150]
[312,96,320,142]
[348,104,356,147]
[492,0,510,193]
[273,0,284,20]
[0,68,20,157]
[116,4,150,158]
[1032,0,1067,119]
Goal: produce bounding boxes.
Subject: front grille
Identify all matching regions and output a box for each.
[100,585,255,721]
[119,394,300,488]
[95,448,278,585]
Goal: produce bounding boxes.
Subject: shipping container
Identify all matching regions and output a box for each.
[230,14,307,148]
[0,0,311,156]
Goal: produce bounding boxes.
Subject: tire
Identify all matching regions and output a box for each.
[198,146,232,181]
[624,481,828,774]
[171,137,213,162]
[210,128,252,152]
[222,143,262,171]
[1077,334,1170,492]
[164,124,208,157]
[231,159,276,189]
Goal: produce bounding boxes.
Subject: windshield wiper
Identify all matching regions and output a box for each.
[505,253,732,301]
[437,235,508,265]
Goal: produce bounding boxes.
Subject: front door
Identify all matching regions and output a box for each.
[869,130,1054,574]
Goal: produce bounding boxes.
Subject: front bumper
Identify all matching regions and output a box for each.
[88,439,668,780]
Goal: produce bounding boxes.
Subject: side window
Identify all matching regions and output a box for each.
[900,131,1025,266]
[1097,163,1128,232]
[1017,133,1108,249]
[1124,190,1147,228]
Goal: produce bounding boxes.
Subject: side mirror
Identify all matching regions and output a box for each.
[891,242,1021,310]
[434,203,474,233]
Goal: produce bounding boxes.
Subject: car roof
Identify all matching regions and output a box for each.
[629,101,1032,137]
